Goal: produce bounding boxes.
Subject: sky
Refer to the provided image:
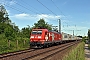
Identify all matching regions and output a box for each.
[0,0,90,36]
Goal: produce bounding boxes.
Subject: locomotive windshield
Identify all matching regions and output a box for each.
[32,30,42,34]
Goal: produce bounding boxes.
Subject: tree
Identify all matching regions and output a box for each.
[88,29,90,42]
[0,23,6,34]
[20,25,31,38]
[0,5,11,34]
[0,5,20,40]
[4,26,13,40]
[0,5,9,23]
[33,18,52,30]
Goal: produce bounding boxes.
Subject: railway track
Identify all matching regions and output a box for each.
[0,49,36,60]
[22,41,80,60]
[0,41,80,60]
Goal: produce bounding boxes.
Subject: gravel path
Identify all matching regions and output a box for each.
[85,44,90,60]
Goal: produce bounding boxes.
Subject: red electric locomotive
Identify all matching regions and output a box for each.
[30,28,62,48]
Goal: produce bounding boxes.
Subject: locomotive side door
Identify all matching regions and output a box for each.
[45,32,49,41]
[52,33,54,41]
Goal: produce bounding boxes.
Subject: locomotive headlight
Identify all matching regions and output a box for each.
[30,36,34,38]
[38,36,41,38]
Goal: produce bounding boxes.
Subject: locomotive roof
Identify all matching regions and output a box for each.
[49,30,61,34]
[32,29,61,34]
[32,29,48,31]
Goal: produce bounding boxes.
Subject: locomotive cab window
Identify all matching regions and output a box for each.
[37,30,42,34]
[32,30,42,34]
[32,31,37,34]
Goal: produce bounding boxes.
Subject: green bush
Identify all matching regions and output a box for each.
[0,37,30,54]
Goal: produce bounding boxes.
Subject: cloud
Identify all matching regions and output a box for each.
[37,14,61,19]
[9,13,64,30]
[10,13,64,28]
[9,13,88,36]
[10,13,36,20]
[15,13,29,18]
[61,25,88,36]
[81,21,90,25]
[10,13,63,21]
[36,14,63,21]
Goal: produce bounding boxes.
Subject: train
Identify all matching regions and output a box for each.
[30,28,81,48]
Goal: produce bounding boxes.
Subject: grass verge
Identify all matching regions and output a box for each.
[63,42,85,60]
[0,39,30,54]
[88,44,90,49]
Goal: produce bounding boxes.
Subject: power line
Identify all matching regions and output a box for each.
[2,3,35,17]
[20,0,43,14]
[51,0,68,18]
[51,0,64,15]
[1,1,25,14]
[11,0,38,14]
[50,0,70,28]
[37,0,57,16]
[51,0,79,29]
[5,5,24,13]
[51,0,70,26]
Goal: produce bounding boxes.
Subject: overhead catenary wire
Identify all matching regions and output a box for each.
[51,0,64,16]
[5,4,24,13]
[50,0,80,34]
[1,2,24,13]
[37,0,57,16]
[37,0,63,33]
[51,0,70,26]
[51,0,78,29]
[20,0,43,14]
[51,0,68,18]
[1,4,36,17]
[10,0,38,14]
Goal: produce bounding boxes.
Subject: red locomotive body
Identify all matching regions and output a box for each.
[30,29,62,48]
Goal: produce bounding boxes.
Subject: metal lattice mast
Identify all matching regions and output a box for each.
[59,19,61,33]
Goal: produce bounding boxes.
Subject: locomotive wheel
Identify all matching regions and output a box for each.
[46,44,49,48]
